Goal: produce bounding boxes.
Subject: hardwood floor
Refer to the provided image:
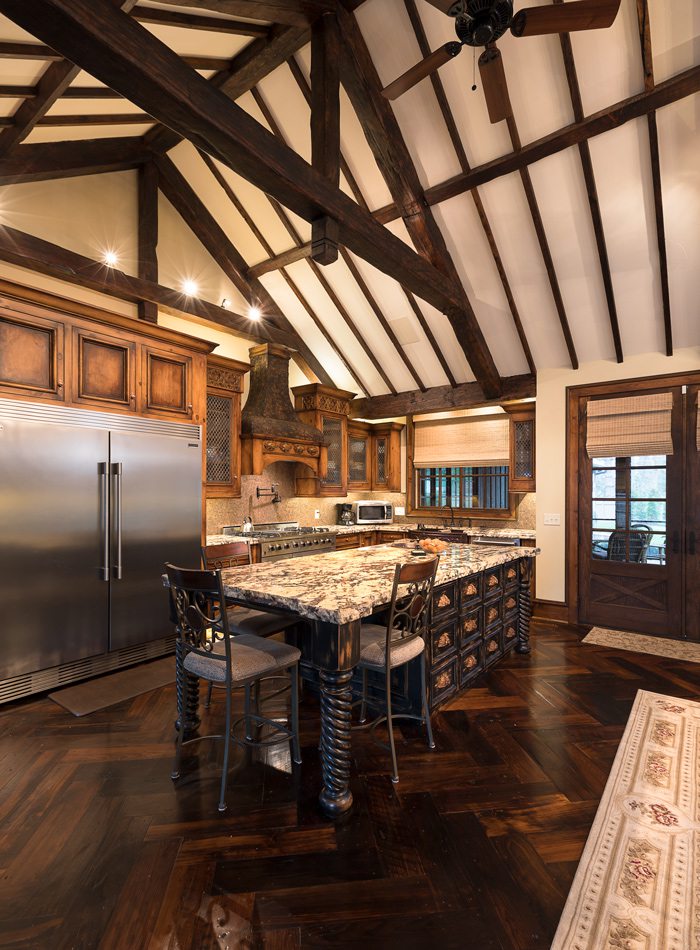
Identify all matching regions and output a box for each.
[2,622,700,949]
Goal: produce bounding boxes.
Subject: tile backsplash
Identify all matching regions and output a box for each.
[206,461,535,533]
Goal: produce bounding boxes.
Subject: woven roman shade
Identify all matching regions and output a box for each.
[413,416,509,468]
[586,392,674,458]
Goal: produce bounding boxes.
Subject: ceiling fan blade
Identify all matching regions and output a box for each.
[511,0,621,38]
[478,46,512,124]
[382,43,462,100]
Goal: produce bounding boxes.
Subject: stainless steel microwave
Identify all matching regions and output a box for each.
[351,501,393,524]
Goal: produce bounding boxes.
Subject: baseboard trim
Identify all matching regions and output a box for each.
[533,599,569,623]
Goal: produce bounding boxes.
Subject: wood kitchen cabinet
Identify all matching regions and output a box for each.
[204,355,249,499]
[0,281,212,424]
[504,406,536,492]
[292,383,355,497]
[371,422,403,492]
[347,421,371,491]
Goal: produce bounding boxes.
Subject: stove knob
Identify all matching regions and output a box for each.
[284,543,290,549]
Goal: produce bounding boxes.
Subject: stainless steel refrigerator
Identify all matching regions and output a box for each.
[0,397,202,698]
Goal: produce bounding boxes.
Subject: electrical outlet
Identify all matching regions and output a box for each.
[395,506,406,516]
[314,509,320,519]
[543,513,561,526]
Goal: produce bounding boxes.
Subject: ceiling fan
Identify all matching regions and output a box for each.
[381,0,622,123]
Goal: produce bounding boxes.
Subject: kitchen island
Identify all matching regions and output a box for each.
[215,541,539,817]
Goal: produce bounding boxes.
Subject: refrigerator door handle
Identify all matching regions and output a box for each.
[111,462,123,580]
[98,462,109,582]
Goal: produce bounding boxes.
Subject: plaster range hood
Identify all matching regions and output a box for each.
[240,343,328,477]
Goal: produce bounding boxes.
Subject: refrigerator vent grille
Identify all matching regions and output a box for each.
[0,397,200,440]
[0,636,176,705]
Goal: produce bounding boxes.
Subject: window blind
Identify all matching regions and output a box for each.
[413,415,509,468]
[586,392,674,458]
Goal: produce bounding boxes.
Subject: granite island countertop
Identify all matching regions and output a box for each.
[207,525,536,545]
[221,541,539,625]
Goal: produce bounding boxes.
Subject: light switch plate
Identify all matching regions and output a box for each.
[314,509,320,519]
[543,513,561,526]
[395,506,406,516]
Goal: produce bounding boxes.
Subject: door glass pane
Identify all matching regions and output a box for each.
[349,437,367,482]
[592,468,616,498]
[591,455,666,565]
[322,418,342,487]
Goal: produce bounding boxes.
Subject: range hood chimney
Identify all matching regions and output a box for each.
[240,343,328,477]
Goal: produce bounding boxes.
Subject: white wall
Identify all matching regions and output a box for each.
[536,346,700,604]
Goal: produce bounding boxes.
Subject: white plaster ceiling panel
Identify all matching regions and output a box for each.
[45,98,147,116]
[587,118,665,357]
[526,146,615,364]
[69,72,108,89]
[355,0,461,189]
[0,60,49,87]
[139,0,266,24]
[476,170,572,369]
[0,171,138,274]
[496,29,574,144]
[257,63,312,163]
[157,192,249,313]
[408,297,477,383]
[138,21,252,59]
[415,1,512,168]
[0,14,40,42]
[297,46,395,211]
[169,142,269,265]
[259,270,368,394]
[24,124,155,143]
[338,249,452,388]
[569,0,644,116]
[655,95,700,350]
[0,99,21,118]
[650,0,699,83]
[267,261,392,396]
[432,192,530,377]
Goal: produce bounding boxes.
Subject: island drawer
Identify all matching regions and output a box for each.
[504,562,519,589]
[430,656,458,707]
[431,580,458,620]
[483,599,502,630]
[430,619,458,664]
[484,625,503,666]
[483,565,503,599]
[503,590,518,617]
[460,573,482,608]
[503,618,518,651]
[459,641,483,686]
[459,607,483,646]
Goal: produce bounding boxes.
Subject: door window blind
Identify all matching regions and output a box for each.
[586,392,673,458]
[413,415,509,468]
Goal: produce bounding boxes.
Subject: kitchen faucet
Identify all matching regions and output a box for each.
[443,503,455,527]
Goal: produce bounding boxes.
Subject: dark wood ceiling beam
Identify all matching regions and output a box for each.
[32,113,153,126]
[350,374,536,420]
[0,137,151,184]
[61,87,124,99]
[0,42,62,60]
[0,85,37,98]
[556,10,622,363]
[248,242,313,278]
[505,114,578,370]
[288,53,458,389]
[336,2,501,398]
[310,12,340,264]
[403,0,535,377]
[199,152,375,395]
[132,5,269,36]
[0,0,502,397]
[0,223,300,344]
[370,64,700,223]
[150,0,332,28]
[137,160,158,323]
[152,152,333,385]
[142,23,309,153]
[0,0,138,157]
[637,0,672,356]
[251,84,425,392]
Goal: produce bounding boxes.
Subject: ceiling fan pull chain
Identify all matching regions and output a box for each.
[471,47,477,91]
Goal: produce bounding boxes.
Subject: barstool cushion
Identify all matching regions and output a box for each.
[233,634,301,669]
[359,624,425,669]
[226,605,298,637]
[184,641,278,684]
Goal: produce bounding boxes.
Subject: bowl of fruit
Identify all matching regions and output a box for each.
[418,538,449,555]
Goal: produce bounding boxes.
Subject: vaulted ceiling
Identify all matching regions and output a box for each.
[0,0,697,407]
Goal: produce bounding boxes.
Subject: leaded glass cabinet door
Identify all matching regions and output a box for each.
[508,409,535,492]
[320,414,345,494]
[348,425,371,491]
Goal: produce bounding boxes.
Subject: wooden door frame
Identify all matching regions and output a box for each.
[565,369,700,627]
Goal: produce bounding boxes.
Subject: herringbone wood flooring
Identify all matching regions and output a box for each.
[2,623,700,949]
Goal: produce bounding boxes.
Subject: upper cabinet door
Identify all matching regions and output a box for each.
[73,326,137,412]
[508,409,536,492]
[0,308,65,402]
[348,425,371,491]
[143,345,193,419]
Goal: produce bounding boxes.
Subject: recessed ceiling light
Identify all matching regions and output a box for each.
[248,305,261,321]
[182,279,198,297]
[103,250,119,268]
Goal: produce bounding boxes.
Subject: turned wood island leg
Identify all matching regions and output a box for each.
[516,558,533,655]
[314,619,361,817]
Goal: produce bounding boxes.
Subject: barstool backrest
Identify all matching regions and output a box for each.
[165,563,233,679]
[383,555,440,658]
[201,541,252,570]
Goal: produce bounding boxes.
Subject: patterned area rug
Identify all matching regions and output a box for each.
[551,689,700,950]
[583,627,700,664]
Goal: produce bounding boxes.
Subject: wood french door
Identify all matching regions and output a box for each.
[574,378,699,639]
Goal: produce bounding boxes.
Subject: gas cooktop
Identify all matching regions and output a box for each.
[222,522,333,541]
